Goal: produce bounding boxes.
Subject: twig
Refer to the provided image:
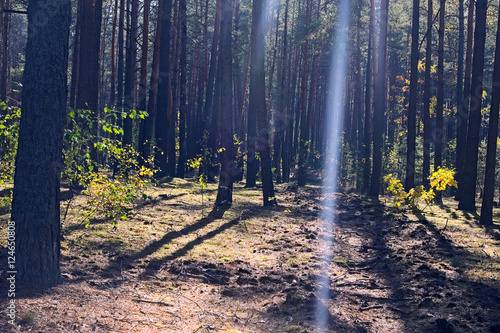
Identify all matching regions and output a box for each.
[132,298,173,307]
[440,218,449,232]
[359,305,383,311]
[62,190,75,224]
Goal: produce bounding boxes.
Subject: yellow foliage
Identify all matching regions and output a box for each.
[384,167,457,210]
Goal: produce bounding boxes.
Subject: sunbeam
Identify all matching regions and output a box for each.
[315,0,351,330]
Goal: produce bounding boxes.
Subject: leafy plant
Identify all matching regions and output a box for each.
[0,103,21,208]
[384,167,457,210]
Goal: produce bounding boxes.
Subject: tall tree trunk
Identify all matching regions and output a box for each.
[143,0,163,163]
[456,0,474,201]
[454,0,464,192]
[251,0,276,206]
[363,0,374,191]
[459,0,487,211]
[354,0,363,188]
[214,0,234,207]
[434,0,445,204]
[246,0,258,187]
[123,0,138,146]
[479,1,500,225]
[108,0,119,108]
[280,0,290,182]
[204,0,221,183]
[138,0,151,162]
[155,0,173,176]
[404,0,419,192]
[176,0,187,177]
[297,0,312,187]
[369,0,389,197]
[76,0,102,113]
[167,0,179,177]
[69,0,83,108]
[116,0,125,112]
[422,0,432,189]
[0,0,9,101]
[12,0,70,287]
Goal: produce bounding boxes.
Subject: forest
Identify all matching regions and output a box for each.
[1,0,500,331]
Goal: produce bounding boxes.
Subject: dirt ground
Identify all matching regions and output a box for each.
[1,178,500,332]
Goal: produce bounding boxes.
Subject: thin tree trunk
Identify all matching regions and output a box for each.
[363,0,374,191]
[176,0,187,177]
[108,0,119,108]
[422,0,432,189]
[138,0,151,162]
[369,0,389,197]
[434,0,445,204]
[0,0,9,101]
[143,0,163,163]
[123,0,138,146]
[456,0,474,201]
[404,0,419,192]
[297,0,312,187]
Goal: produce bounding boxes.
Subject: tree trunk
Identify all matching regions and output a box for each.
[75,0,102,113]
[123,0,138,146]
[204,0,221,183]
[69,0,83,108]
[434,0,445,204]
[363,0,374,191]
[404,0,419,192]
[214,0,234,207]
[369,0,389,197]
[456,0,474,201]
[176,0,187,178]
[422,0,432,189]
[108,0,119,108]
[155,0,173,177]
[297,0,312,187]
[12,0,70,287]
[116,0,125,111]
[0,0,9,101]
[459,0,487,211]
[246,0,258,188]
[143,0,163,163]
[137,0,151,161]
[479,1,500,225]
[251,0,276,206]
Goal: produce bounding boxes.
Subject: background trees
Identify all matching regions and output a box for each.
[2,2,500,287]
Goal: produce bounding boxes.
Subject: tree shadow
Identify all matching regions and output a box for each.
[80,205,232,284]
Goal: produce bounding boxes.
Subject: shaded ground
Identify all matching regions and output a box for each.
[1,178,500,332]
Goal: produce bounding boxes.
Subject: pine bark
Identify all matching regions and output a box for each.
[12,0,71,287]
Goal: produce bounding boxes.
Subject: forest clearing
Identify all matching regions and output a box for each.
[1,178,500,332]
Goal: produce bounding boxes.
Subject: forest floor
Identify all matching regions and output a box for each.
[1,177,500,332]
